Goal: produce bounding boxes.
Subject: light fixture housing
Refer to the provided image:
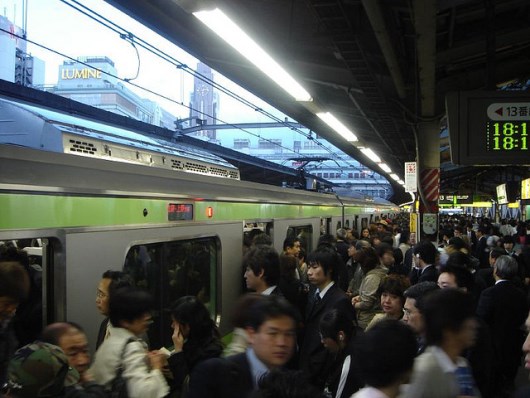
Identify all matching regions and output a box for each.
[193,8,312,102]
[360,147,381,163]
[378,163,391,173]
[316,112,358,142]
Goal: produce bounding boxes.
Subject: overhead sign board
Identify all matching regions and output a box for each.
[522,178,530,200]
[446,91,530,165]
[404,162,417,192]
[497,184,508,205]
[438,194,454,205]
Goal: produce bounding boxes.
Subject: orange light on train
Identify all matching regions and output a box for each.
[207,206,213,218]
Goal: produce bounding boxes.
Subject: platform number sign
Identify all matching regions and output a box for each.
[446,91,530,165]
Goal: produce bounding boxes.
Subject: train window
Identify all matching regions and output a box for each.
[361,218,368,230]
[354,216,359,231]
[124,237,218,349]
[337,221,342,230]
[285,225,313,254]
[243,222,272,247]
[345,220,350,228]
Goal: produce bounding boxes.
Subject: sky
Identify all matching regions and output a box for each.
[0,0,387,178]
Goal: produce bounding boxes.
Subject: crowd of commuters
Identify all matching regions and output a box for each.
[2,214,530,397]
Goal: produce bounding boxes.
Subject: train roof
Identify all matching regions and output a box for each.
[0,96,239,180]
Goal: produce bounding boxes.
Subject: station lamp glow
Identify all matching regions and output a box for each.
[360,147,381,163]
[316,112,358,142]
[398,180,405,185]
[193,8,312,102]
[390,174,400,181]
[378,163,391,173]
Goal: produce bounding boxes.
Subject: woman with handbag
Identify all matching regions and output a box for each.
[90,287,169,398]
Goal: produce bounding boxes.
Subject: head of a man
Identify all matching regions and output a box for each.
[437,264,473,291]
[306,247,337,290]
[243,245,280,293]
[95,270,132,317]
[283,237,301,258]
[41,322,90,378]
[413,241,437,268]
[0,260,30,323]
[352,320,417,389]
[494,255,519,281]
[419,289,477,354]
[244,295,298,369]
[402,282,439,336]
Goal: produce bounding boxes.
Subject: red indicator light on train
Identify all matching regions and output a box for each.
[207,207,213,218]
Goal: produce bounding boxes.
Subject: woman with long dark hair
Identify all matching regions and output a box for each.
[166,296,223,397]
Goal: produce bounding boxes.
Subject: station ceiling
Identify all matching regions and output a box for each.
[106,0,530,204]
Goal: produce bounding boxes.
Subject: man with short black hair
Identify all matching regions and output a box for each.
[187,295,298,398]
[409,241,439,285]
[299,246,355,389]
[95,270,133,348]
[402,281,439,355]
[352,320,417,398]
[243,245,282,296]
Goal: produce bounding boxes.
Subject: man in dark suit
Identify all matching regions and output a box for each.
[408,241,439,285]
[476,255,528,397]
[474,226,490,269]
[243,245,282,296]
[186,295,298,398]
[95,270,132,349]
[299,246,356,390]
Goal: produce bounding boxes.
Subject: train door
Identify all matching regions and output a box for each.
[124,237,218,350]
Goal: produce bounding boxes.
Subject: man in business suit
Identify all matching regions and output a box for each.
[299,246,356,390]
[243,245,282,296]
[476,255,528,397]
[186,295,298,398]
[474,226,490,269]
[409,241,439,285]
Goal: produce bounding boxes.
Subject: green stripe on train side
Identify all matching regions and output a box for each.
[0,193,380,229]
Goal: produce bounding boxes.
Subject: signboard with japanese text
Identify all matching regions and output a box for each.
[404,162,417,192]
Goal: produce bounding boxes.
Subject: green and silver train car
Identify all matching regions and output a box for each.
[0,96,397,351]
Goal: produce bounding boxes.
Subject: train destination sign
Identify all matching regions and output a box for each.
[168,203,194,221]
[446,91,530,165]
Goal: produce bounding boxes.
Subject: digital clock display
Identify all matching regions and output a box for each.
[446,91,530,165]
[487,122,528,151]
[168,203,194,221]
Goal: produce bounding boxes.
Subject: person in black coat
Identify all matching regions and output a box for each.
[408,241,439,285]
[165,296,223,396]
[476,255,529,397]
[187,295,299,398]
[319,309,362,398]
[299,246,356,390]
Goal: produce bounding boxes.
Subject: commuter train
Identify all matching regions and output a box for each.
[0,95,398,351]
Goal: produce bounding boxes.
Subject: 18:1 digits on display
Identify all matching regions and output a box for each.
[489,122,528,150]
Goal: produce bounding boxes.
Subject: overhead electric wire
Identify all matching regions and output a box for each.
[7,0,391,191]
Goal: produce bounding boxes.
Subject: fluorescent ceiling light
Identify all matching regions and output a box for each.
[379,163,391,173]
[193,8,312,102]
[360,147,381,163]
[316,112,358,142]
[398,180,405,185]
[390,174,400,181]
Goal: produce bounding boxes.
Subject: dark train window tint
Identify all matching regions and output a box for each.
[124,238,218,349]
[286,225,313,254]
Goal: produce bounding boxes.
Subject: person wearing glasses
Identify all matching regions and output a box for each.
[94,270,133,349]
[402,282,439,355]
[90,287,168,398]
